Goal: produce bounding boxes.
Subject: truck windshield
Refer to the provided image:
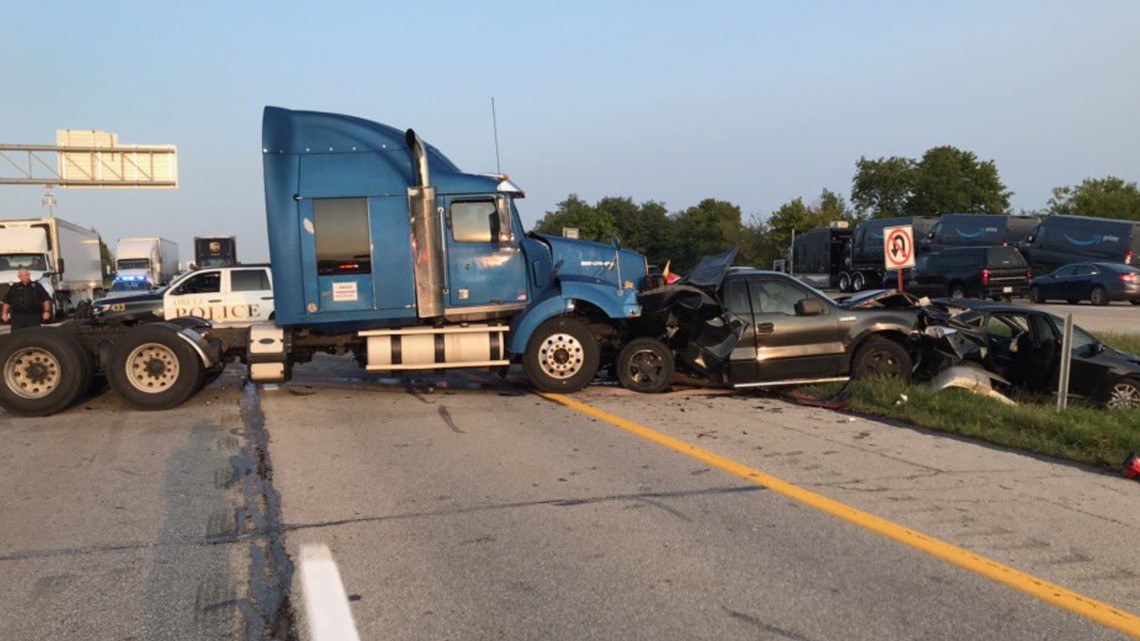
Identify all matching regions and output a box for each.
[0,253,48,271]
[117,258,151,270]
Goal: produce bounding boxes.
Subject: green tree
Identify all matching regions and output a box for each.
[671,198,744,271]
[1047,176,1140,221]
[906,146,1011,215]
[851,156,914,218]
[531,194,616,241]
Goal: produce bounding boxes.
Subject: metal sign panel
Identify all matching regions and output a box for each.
[883,225,915,270]
[55,130,178,188]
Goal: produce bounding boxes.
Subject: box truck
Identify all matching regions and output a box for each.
[109,237,179,296]
[0,217,103,317]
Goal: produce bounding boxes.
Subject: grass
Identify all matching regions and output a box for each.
[1096,331,1140,356]
[794,332,1140,467]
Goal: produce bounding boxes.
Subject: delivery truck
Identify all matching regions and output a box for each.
[0,217,104,317]
[0,107,654,416]
[108,237,179,296]
[194,236,237,268]
[790,222,851,289]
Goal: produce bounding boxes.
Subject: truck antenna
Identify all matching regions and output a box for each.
[491,96,502,174]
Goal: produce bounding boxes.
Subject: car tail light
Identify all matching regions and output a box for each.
[981,268,990,285]
[1121,273,1139,282]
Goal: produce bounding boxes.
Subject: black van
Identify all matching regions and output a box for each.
[1019,215,1140,273]
[887,246,1030,299]
[919,214,1038,253]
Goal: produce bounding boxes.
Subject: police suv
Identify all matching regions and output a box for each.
[93,265,273,326]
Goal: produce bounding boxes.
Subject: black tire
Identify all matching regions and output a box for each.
[0,327,92,416]
[851,336,912,381]
[949,283,968,299]
[1028,286,1045,304]
[616,338,674,394]
[522,317,600,393]
[1090,286,1109,306]
[837,272,852,293]
[107,326,203,410]
[1130,300,1140,306]
[852,272,866,291]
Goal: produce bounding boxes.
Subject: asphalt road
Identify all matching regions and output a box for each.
[1,357,1136,640]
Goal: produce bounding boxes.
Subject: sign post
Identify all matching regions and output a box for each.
[883,225,915,292]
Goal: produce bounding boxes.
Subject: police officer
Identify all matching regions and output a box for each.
[2,268,52,331]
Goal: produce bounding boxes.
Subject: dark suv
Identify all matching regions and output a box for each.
[887,246,1030,299]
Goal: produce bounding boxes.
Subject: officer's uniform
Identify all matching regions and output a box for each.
[3,281,51,331]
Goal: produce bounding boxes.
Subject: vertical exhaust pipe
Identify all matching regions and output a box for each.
[405,129,445,318]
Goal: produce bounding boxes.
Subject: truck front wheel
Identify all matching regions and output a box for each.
[523,317,600,393]
[0,328,93,416]
[107,326,203,410]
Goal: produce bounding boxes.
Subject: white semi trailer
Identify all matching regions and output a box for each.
[0,217,104,317]
[109,237,179,296]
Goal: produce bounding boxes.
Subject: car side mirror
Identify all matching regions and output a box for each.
[796,298,825,317]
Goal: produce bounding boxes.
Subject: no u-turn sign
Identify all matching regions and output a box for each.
[883,225,915,270]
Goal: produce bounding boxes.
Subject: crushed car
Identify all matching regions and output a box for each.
[615,249,1140,410]
[618,248,923,393]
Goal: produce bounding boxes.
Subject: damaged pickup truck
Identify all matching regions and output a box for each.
[618,249,922,393]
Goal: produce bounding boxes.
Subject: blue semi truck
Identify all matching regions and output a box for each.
[0,107,652,416]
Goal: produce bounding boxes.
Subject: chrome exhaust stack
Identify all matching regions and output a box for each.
[405,129,444,319]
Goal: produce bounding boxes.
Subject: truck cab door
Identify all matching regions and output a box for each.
[442,195,528,311]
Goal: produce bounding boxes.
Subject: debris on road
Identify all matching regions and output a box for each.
[1124,452,1140,480]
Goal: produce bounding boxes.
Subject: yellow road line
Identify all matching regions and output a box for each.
[541,392,1140,639]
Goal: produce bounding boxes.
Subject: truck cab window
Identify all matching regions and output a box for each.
[313,198,372,276]
[450,200,499,243]
[231,269,271,292]
[174,271,220,295]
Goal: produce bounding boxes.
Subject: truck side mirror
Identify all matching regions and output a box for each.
[795,298,825,317]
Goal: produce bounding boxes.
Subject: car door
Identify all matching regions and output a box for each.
[746,276,844,382]
[1071,264,1097,300]
[721,278,759,383]
[164,270,221,320]
[1038,265,1072,299]
[227,268,275,324]
[1065,325,1116,401]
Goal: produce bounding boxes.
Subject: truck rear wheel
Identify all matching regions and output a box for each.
[852,272,866,291]
[0,328,92,416]
[837,272,852,293]
[523,317,600,393]
[107,326,203,410]
[616,337,674,393]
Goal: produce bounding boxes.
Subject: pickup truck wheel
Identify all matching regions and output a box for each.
[107,326,202,410]
[1090,286,1109,306]
[852,337,912,381]
[523,317,600,393]
[616,338,674,394]
[0,328,91,416]
[949,284,968,299]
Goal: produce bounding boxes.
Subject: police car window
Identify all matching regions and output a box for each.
[231,269,270,292]
[750,279,811,316]
[451,200,499,243]
[174,272,220,295]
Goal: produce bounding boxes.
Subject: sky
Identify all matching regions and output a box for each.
[1,1,1137,262]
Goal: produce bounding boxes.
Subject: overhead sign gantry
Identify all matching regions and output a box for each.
[0,130,177,188]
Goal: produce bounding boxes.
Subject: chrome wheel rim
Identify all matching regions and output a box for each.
[4,347,62,399]
[125,343,180,394]
[626,349,665,386]
[538,333,584,380]
[1107,382,1140,410]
